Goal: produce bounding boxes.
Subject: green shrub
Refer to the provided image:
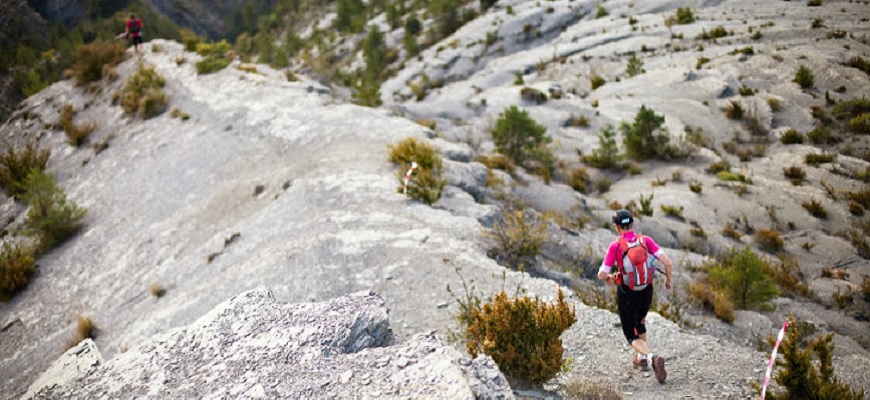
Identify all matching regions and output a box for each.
[755,228,784,253]
[486,209,548,270]
[638,193,654,217]
[179,28,205,52]
[833,98,870,120]
[689,180,702,193]
[675,7,695,24]
[467,286,577,384]
[72,40,125,86]
[751,325,864,399]
[700,26,729,40]
[768,98,781,112]
[660,204,684,220]
[802,198,827,219]
[707,160,731,174]
[119,65,168,119]
[388,137,446,205]
[195,40,233,74]
[804,152,835,166]
[196,56,231,74]
[807,0,823,5]
[19,169,87,251]
[625,53,645,77]
[621,106,673,160]
[722,222,742,240]
[696,57,711,69]
[717,171,750,183]
[806,126,837,145]
[520,87,548,104]
[780,129,804,144]
[590,75,606,90]
[582,125,622,169]
[708,247,779,309]
[596,5,609,19]
[59,104,95,146]
[738,85,755,96]
[845,56,870,76]
[783,166,806,185]
[0,140,50,199]
[850,113,870,134]
[0,242,36,301]
[794,65,814,89]
[491,105,552,167]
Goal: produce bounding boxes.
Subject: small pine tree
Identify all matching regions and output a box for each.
[625,53,645,77]
[621,105,671,160]
[708,247,778,309]
[491,105,552,166]
[467,286,577,384]
[582,125,622,168]
[363,25,386,81]
[751,324,864,399]
[354,76,382,107]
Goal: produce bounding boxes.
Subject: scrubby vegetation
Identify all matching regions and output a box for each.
[706,247,779,310]
[590,75,606,90]
[621,106,679,160]
[19,169,87,252]
[72,40,126,86]
[0,243,37,301]
[794,65,814,89]
[486,209,548,271]
[625,53,645,77]
[674,7,695,24]
[582,125,622,169]
[195,40,234,75]
[755,229,784,253]
[119,65,167,118]
[59,104,96,146]
[387,137,445,205]
[751,322,864,399]
[467,286,577,384]
[67,316,97,350]
[783,165,806,185]
[491,106,555,181]
[0,139,51,199]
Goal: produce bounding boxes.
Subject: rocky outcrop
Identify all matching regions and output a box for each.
[28,289,512,399]
[149,0,279,39]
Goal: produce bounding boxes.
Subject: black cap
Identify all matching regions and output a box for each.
[612,209,634,226]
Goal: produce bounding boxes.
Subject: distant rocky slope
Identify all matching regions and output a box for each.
[25,289,512,399]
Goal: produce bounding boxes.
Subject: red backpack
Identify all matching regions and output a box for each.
[615,235,656,290]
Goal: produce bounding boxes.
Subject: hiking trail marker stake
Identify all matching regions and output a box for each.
[760,320,789,400]
[402,162,418,195]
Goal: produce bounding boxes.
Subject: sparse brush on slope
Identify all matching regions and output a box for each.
[467,286,576,384]
[0,139,50,199]
[118,65,168,119]
[72,40,125,86]
[18,169,87,252]
[491,105,555,180]
[707,247,779,311]
[0,242,36,302]
[59,104,96,146]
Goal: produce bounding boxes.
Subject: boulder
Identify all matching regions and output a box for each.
[28,289,512,400]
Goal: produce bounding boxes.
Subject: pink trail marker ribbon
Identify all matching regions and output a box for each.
[761,320,789,400]
[402,162,418,195]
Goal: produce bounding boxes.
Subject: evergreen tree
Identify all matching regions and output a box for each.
[709,247,778,309]
[621,105,671,160]
[491,106,551,165]
[363,25,386,80]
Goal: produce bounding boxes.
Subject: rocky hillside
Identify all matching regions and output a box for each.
[1,0,870,398]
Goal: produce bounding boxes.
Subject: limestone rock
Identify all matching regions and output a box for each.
[29,289,512,400]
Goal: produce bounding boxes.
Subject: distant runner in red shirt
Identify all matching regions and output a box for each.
[126,14,144,53]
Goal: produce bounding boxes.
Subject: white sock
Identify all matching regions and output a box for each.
[637,353,646,360]
[648,353,655,360]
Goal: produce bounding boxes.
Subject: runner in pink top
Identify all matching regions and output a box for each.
[597,209,674,384]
